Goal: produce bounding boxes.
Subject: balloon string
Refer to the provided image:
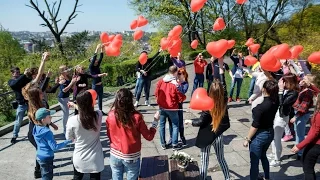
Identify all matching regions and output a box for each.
[223,3,245,30]
[255,15,279,40]
[144,52,165,72]
[181,13,199,38]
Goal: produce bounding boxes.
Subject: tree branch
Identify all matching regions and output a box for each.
[59,0,80,35]
[54,0,62,19]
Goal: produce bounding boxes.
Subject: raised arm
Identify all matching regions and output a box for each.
[97,45,104,67]
[33,52,49,84]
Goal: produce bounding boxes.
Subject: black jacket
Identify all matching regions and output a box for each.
[278,90,299,117]
[192,74,230,148]
[136,51,160,78]
[8,75,32,104]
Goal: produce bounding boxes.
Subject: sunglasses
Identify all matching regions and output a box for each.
[178,72,182,75]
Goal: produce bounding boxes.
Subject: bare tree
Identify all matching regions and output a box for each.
[26,0,81,54]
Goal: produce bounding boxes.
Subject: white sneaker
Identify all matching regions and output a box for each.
[267,153,274,160]
[134,101,139,107]
[145,100,150,106]
[269,160,281,167]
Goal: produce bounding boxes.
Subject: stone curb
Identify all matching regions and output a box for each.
[0,62,193,137]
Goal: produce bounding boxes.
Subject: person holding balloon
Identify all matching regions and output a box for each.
[192,53,208,96]
[89,44,108,115]
[185,58,230,180]
[229,50,246,103]
[66,90,104,180]
[134,48,162,107]
[170,52,186,69]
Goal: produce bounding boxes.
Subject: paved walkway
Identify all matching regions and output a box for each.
[0,64,319,180]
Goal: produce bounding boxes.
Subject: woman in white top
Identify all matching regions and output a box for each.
[66,90,104,180]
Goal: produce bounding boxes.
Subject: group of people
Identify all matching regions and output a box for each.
[7,42,320,180]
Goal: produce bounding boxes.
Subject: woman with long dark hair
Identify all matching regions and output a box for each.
[106,88,159,180]
[243,80,279,180]
[269,73,299,167]
[66,91,104,180]
[185,58,230,180]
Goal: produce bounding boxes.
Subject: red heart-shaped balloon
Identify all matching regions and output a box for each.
[290,45,304,59]
[190,88,214,110]
[272,43,291,59]
[245,38,254,46]
[227,40,236,49]
[213,17,226,31]
[206,39,228,58]
[236,0,247,4]
[308,51,320,64]
[244,55,258,66]
[191,40,199,49]
[249,44,260,54]
[137,16,148,27]
[130,20,138,30]
[260,53,281,72]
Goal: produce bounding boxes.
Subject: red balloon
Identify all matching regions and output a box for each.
[115,34,123,41]
[249,44,260,54]
[130,20,138,30]
[100,32,109,44]
[111,39,122,49]
[236,0,247,4]
[206,39,228,58]
[137,16,148,27]
[105,46,120,57]
[260,53,281,72]
[190,88,214,110]
[227,40,236,49]
[244,55,258,66]
[308,51,320,64]
[133,30,144,40]
[108,35,115,42]
[172,25,183,36]
[139,53,148,65]
[213,17,226,31]
[272,43,291,59]
[290,45,304,59]
[191,0,207,12]
[169,48,180,57]
[87,89,97,106]
[160,37,169,50]
[245,38,254,46]
[191,40,199,49]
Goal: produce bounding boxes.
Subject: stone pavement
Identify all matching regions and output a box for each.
[0,64,319,180]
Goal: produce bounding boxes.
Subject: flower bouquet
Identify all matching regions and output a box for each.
[170,151,193,171]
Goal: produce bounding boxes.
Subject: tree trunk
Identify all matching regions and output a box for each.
[54,35,64,55]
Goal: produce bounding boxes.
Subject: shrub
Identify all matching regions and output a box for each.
[187,50,211,60]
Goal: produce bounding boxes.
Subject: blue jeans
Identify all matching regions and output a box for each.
[92,84,103,111]
[167,103,185,143]
[12,104,28,138]
[229,78,243,98]
[134,78,141,97]
[110,155,140,180]
[159,109,179,146]
[248,77,256,98]
[192,73,204,96]
[135,77,151,102]
[294,113,310,156]
[249,129,274,180]
[37,158,54,180]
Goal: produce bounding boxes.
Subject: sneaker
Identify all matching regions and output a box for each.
[134,101,139,107]
[172,144,182,151]
[267,153,274,160]
[145,100,150,106]
[269,160,281,167]
[228,97,233,103]
[281,135,293,142]
[11,138,17,144]
[180,137,187,146]
[34,168,41,179]
[236,97,241,102]
[161,144,167,150]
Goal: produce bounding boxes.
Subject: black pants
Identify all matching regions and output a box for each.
[73,166,101,180]
[28,121,40,171]
[302,144,320,180]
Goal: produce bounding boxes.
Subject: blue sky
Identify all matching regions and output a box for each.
[0,0,154,32]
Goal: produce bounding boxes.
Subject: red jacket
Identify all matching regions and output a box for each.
[194,57,208,74]
[155,77,186,109]
[106,110,157,160]
[297,112,320,150]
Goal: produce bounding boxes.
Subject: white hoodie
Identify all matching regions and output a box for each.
[163,74,179,87]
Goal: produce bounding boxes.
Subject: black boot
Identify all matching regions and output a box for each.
[34,167,41,179]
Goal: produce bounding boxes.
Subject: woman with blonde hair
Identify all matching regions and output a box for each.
[185,58,230,180]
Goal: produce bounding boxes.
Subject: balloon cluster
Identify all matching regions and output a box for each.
[206,39,236,58]
[100,33,123,57]
[131,16,149,41]
[160,25,183,57]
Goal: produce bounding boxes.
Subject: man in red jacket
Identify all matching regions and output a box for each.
[192,53,208,95]
[155,66,186,150]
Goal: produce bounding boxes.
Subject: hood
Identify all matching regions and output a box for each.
[33,125,50,141]
[163,74,176,82]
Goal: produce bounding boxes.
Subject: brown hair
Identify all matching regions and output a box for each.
[76,91,98,131]
[282,73,299,91]
[169,65,178,74]
[178,68,189,83]
[208,79,227,132]
[110,88,141,128]
[263,80,279,103]
[27,87,44,125]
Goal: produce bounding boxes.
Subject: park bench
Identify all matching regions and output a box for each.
[139,155,200,180]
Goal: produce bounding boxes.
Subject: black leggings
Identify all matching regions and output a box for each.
[302,144,320,180]
[73,166,101,180]
[28,121,40,171]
